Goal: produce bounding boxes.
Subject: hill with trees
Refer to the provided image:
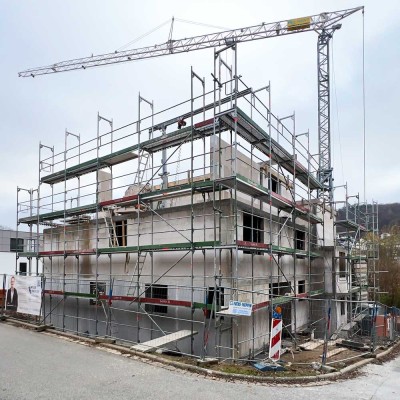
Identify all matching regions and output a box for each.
[337,202,400,231]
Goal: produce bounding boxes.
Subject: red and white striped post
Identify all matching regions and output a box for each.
[269,306,283,361]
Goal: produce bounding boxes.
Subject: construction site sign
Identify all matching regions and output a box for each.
[5,275,42,316]
[227,301,253,316]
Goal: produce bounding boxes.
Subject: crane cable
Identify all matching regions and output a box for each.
[331,10,366,202]
[115,19,171,52]
[115,18,230,53]
[362,9,366,203]
[174,18,231,32]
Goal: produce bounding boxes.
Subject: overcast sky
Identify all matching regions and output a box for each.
[0,0,399,230]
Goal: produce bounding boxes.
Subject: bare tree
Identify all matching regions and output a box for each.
[377,226,400,307]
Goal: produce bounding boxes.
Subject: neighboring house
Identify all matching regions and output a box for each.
[0,228,42,276]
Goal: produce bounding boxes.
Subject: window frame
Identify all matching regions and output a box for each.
[243,213,264,254]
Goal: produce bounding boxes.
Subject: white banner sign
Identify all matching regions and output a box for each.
[5,275,42,316]
[227,301,253,316]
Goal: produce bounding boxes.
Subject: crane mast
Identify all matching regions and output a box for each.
[18,6,364,199]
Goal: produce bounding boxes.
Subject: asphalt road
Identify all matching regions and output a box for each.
[0,323,399,400]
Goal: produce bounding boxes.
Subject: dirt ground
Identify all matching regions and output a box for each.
[159,338,398,379]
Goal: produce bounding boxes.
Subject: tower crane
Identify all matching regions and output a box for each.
[18,6,364,199]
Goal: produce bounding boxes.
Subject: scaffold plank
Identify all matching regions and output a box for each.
[20,180,218,225]
[215,175,322,223]
[40,107,322,193]
[294,202,323,224]
[141,187,188,202]
[309,289,325,296]
[19,203,97,225]
[237,108,322,189]
[236,240,269,249]
[131,330,197,353]
[99,194,138,208]
[40,118,223,186]
[41,147,139,185]
[335,219,367,232]
[299,340,324,351]
[97,240,220,254]
[216,174,269,201]
[150,88,252,132]
[235,240,320,258]
[38,249,96,257]
[271,192,293,208]
[142,122,219,153]
[350,255,368,262]
[17,252,38,258]
[220,108,323,190]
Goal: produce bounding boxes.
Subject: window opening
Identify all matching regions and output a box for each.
[145,284,168,314]
[19,262,27,276]
[243,213,264,254]
[114,220,127,246]
[295,230,305,251]
[10,238,24,252]
[90,281,106,305]
[269,281,292,297]
[339,251,346,278]
[341,300,346,316]
[298,280,305,294]
[268,175,280,194]
[206,286,225,318]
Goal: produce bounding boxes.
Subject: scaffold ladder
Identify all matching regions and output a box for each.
[103,208,118,247]
[101,299,119,337]
[127,252,147,296]
[134,150,150,186]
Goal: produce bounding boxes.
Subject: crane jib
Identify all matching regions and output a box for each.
[18,7,363,77]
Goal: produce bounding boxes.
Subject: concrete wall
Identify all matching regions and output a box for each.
[42,196,314,358]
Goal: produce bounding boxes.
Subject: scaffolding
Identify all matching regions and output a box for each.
[333,193,380,308]
[16,45,379,360]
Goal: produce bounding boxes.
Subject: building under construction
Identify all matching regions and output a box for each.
[15,7,381,360]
